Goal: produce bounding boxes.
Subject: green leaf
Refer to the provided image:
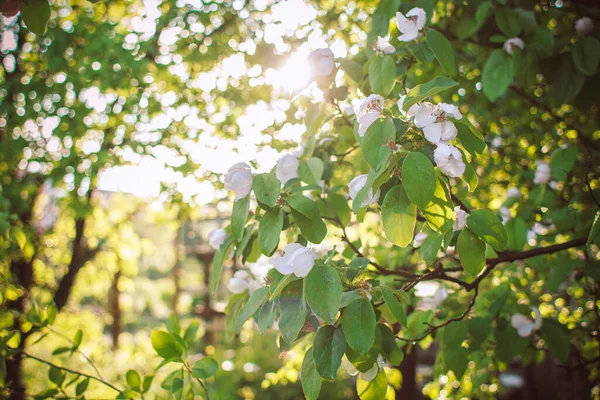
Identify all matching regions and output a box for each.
[328,193,351,226]
[258,208,283,255]
[304,264,343,323]
[346,328,382,372]
[443,322,468,348]
[457,228,486,275]
[225,294,246,339]
[426,30,455,75]
[551,56,585,103]
[482,49,514,102]
[444,347,468,379]
[21,0,50,35]
[380,286,407,326]
[550,145,578,181]
[368,55,396,96]
[340,59,364,83]
[192,357,219,379]
[49,366,65,387]
[183,320,199,343]
[422,178,455,233]
[342,298,376,354]
[287,193,316,218]
[253,173,281,208]
[402,152,436,209]
[505,217,528,251]
[313,325,346,380]
[298,157,324,184]
[236,286,269,332]
[467,210,508,251]
[495,8,522,37]
[356,369,387,400]
[151,331,184,360]
[166,314,180,335]
[408,41,435,64]
[269,273,300,300]
[381,185,416,248]
[404,310,432,339]
[494,325,529,362]
[142,374,154,393]
[231,196,250,240]
[301,348,322,400]
[540,319,571,362]
[402,76,457,111]
[279,280,307,344]
[420,232,443,266]
[361,118,395,170]
[126,370,142,391]
[475,2,492,23]
[469,317,492,345]
[210,235,233,293]
[290,198,327,244]
[572,37,600,76]
[456,120,486,156]
[67,333,81,355]
[76,378,90,396]
[258,301,278,333]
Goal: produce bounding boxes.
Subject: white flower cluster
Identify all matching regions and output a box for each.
[396,8,426,42]
[400,97,466,178]
[533,160,551,184]
[224,162,253,199]
[227,270,262,294]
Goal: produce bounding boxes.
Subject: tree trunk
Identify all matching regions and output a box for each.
[110,270,121,349]
[396,344,418,399]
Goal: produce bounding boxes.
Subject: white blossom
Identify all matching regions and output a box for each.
[341,103,356,117]
[308,48,335,77]
[224,162,253,199]
[376,37,395,54]
[208,228,227,249]
[413,102,462,145]
[274,243,317,277]
[434,143,466,178]
[533,161,551,184]
[396,8,426,42]
[500,206,512,223]
[356,94,384,137]
[413,232,428,248]
[511,307,542,337]
[348,174,380,208]
[575,17,594,35]
[453,206,468,231]
[397,95,419,117]
[227,270,262,294]
[503,38,525,55]
[275,153,299,185]
[506,187,522,198]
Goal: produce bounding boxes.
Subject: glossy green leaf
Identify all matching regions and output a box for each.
[304,264,343,323]
[253,173,281,208]
[301,348,322,400]
[572,37,600,76]
[236,286,269,331]
[540,319,571,363]
[380,286,407,326]
[457,228,486,275]
[482,49,514,102]
[467,210,508,251]
[361,118,395,170]
[381,185,416,248]
[402,152,436,209]
[368,55,396,96]
[313,325,346,380]
[231,196,250,240]
[426,30,455,75]
[191,357,219,379]
[279,280,307,344]
[298,157,324,185]
[402,76,457,111]
[342,298,376,354]
[356,369,387,400]
[151,330,183,360]
[21,0,50,35]
[258,208,283,255]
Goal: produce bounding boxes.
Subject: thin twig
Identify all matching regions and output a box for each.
[20,351,122,393]
[45,326,104,380]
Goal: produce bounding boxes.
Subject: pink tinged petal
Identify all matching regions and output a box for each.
[398,29,419,42]
[440,121,458,142]
[395,11,413,33]
[407,7,427,30]
[274,253,295,275]
[423,123,443,144]
[413,104,436,128]
[358,112,380,136]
